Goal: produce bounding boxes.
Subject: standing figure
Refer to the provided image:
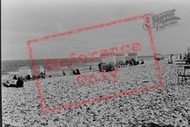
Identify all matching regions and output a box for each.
[170,54,173,63]
[89,65,92,71]
[62,70,66,75]
[168,54,173,64]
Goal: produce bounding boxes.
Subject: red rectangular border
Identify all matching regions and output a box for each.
[27,14,164,114]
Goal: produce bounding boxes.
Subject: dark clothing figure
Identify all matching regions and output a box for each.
[106,64,115,72]
[3,77,24,88]
[72,69,76,75]
[125,60,130,66]
[16,79,24,87]
[75,69,80,75]
[62,70,66,75]
[25,74,31,80]
[136,61,139,65]
[130,58,136,66]
[72,69,80,75]
[89,66,92,71]
[141,60,144,64]
[13,75,17,80]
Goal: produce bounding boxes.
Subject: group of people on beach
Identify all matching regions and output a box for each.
[62,66,92,76]
[3,75,24,88]
[7,53,189,88]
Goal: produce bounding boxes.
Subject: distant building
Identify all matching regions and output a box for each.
[101,52,116,64]
[126,52,138,61]
[18,66,32,78]
[101,52,126,65]
[116,53,125,63]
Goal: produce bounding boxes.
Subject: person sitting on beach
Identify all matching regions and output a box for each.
[71,69,80,75]
[3,76,24,88]
[130,58,136,66]
[135,61,139,65]
[125,60,130,66]
[13,75,18,84]
[141,60,144,64]
[25,74,31,81]
[75,69,81,75]
[13,75,17,80]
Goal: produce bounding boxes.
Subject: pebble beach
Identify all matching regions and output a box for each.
[2,60,190,127]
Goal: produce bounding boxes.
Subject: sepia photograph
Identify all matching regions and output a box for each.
[2,0,190,126]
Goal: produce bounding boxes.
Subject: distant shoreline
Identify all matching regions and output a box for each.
[2,54,172,72]
[1,55,160,61]
[2,54,180,61]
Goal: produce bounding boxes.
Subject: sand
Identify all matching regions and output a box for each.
[2,60,190,127]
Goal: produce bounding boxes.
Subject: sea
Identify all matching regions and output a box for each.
[2,56,155,73]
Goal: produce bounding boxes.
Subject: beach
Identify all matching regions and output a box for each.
[2,0,190,126]
[2,60,190,127]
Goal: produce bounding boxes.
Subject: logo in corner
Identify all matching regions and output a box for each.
[143,9,180,31]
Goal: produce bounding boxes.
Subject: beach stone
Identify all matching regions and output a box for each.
[2,60,190,126]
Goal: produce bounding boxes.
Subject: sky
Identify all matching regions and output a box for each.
[2,0,190,60]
